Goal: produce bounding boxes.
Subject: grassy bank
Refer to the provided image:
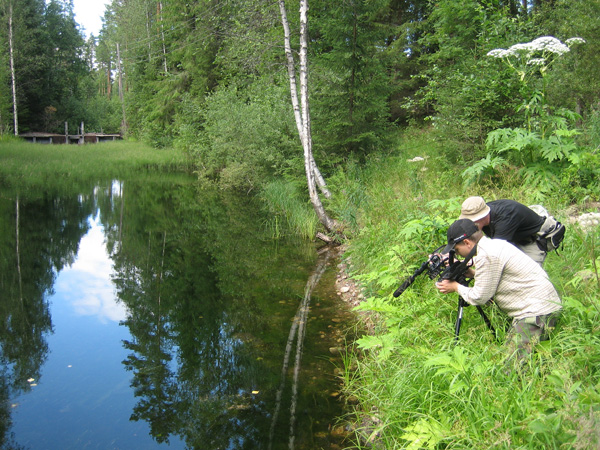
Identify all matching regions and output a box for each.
[0,137,192,190]
[329,129,600,449]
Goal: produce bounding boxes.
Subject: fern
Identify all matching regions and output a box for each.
[519,164,560,194]
[461,153,507,185]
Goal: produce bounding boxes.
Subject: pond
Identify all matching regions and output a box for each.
[0,176,354,449]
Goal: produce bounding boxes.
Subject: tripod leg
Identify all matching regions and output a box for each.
[475,305,497,340]
[454,297,465,343]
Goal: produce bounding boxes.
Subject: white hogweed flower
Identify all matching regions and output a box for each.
[565,37,586,46]
[508,43,533,56]
[526,58,546,66]
[528,36,570,55]
[487,48,509,58]
[487,36,579,61]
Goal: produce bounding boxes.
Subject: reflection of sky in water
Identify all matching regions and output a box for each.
[56,214,126,323]
[11,209,185,450]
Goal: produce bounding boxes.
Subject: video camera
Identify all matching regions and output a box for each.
[392,244,496,342]
[393,246,471,298]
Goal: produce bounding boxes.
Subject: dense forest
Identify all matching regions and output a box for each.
[1,0,599,197]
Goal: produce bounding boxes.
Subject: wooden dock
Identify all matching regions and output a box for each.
[20,131,122,144]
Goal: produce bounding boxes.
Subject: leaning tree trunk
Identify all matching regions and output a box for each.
[277,0,330,199]
[278,0,335,233]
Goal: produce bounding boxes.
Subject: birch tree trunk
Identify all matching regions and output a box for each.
[8,2,18,136]
[278,0,336,233]
[116,43,127,133]
[158,1,168,74]
[145,2,152,63]
[277,0,331,200]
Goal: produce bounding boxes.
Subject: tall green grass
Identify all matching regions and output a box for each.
[0,138,192,189]
[260,179,319,239]
[335,127,600,449]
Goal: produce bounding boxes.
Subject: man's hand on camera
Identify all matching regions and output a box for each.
[428,253,450,277]
[436,279,459,294]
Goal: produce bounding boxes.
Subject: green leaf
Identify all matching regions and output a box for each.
[528,417,552,433]
[401,418,447,450]
[461,153,507,185]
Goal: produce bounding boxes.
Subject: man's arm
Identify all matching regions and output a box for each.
[436,255,501,305]
[456,256,501,305]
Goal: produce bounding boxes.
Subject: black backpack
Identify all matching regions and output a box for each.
[537,220,566,252]
[530,205,566,252]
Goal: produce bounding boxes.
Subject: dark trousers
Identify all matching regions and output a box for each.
[505,311,560,363]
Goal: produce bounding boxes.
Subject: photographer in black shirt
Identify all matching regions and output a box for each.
[459,196,546,266]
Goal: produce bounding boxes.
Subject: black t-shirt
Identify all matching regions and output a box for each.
[482,199,545,246]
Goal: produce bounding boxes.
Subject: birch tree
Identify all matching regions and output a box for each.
[278,0,336,234]
[8,2,18,135]
[2,1,19,136]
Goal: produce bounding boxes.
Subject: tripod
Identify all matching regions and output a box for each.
[441,247,497,343]
[454,295,496,343]
[393,244,498,342]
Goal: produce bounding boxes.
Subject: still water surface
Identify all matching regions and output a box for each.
[0,177,353,449]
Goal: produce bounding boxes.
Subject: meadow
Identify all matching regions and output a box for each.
[0,137,191,189]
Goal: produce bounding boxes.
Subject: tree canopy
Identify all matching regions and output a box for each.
[1,0,598,197]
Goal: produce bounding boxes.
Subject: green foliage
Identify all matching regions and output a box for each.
[78,88,123,134]
[559,146,600,203]
[462,35,596,199]
[0,39,11,134]
[537,0,600,118]
[0,0,91,132]
[259,179,318,240]
[413,0,531,149]
[336,129,600,450]
[332,132,463,295]
[310,0,394,159]
[192,76,301,191]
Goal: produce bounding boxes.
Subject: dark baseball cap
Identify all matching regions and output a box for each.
[442,219,479,254]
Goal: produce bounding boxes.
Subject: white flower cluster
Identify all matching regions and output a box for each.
[486,35,580,60]
[487,48,511,58]
[526,58,546,66]
[576,212,600,232]
[565,37,587,46]
[528,36,570,55]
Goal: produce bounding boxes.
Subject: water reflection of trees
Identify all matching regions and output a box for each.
[0,178,344,449]
[0,189,95,448]
[108,181,338,449]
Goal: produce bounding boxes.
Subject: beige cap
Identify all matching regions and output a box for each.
[459,196,490,221]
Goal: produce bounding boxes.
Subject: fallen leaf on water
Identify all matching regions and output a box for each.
[228,404,251,411]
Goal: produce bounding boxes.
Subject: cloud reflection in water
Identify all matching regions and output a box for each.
[56,214,126,323]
